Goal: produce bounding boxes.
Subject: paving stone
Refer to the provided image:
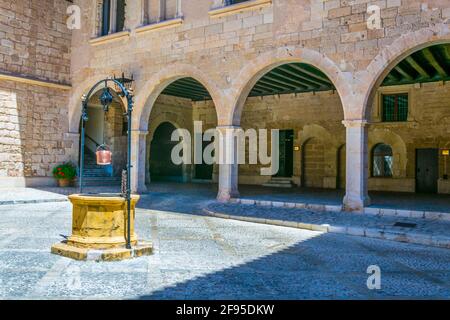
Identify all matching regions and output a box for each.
[1,187,450,299]
[205,201,450,250]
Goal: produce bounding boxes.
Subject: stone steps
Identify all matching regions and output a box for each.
[82,177,121,186]
[81,149,120,186]
[263,177,296,188]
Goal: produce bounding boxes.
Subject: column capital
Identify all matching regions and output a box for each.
[130,129,149,136]
[216,125,242,133]
[342,119,369,128]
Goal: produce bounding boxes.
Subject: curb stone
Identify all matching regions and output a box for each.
[231,198,450,222]
[0,198,68,206]
[203,208,450,250]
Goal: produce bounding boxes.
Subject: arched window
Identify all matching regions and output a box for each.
[372,144,393,177]
[100,0,126,36]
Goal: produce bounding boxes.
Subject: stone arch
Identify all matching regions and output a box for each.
[228,46,352,126]
[147,112,186,142]
[368,129,408,178]
[148,121,185,182]
[133,63,224,131]
[359,23,450,119]
[298,124,344,189]
[297,124,343,148]
[145,113,189,184]
[68,75,127,133]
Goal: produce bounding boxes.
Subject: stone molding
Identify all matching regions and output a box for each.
[89,30,131,46]
[135,18,183,35]
[0,73,71,90]
[342,120,369,128]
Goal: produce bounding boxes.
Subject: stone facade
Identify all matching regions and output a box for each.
[0,0,73,187]
[1,0,450,209]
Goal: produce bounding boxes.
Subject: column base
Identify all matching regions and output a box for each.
[51,241,153,261]
[343,194,371,212]
[136,184,148,194]
[217,189,240,202]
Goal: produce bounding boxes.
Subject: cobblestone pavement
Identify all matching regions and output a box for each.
[0,201,450,299]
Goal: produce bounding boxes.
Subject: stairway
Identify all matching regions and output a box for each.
[262,177,296,188]
[81,149,121,187]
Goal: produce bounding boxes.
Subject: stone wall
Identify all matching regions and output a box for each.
[0,0,71,83]
[240,90,344,186]
[0,0,73,186]
[0,80,74,186]
[370,82,450,193]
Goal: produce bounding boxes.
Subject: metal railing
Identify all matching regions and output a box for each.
[85,134,100,148]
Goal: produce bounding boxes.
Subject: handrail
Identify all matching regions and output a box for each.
[85,134,101,147]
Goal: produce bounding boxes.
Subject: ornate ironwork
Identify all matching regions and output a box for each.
[79,76,135,249]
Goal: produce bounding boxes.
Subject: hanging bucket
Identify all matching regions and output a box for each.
[96,144,112,166]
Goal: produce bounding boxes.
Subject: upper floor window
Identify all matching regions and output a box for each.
[142,0,182,25]
[100,0,126,36]
[382,93,408,122]
[372,144,393,177]
[224,0,250,5]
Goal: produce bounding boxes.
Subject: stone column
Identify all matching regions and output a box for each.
[158,0,166,22]
[216,126,240,202]
[124,0,141,30]
[130,130,148,193]
[176,0,183,18]
[109,0,117,34]
[342,120,371,211]
[212,0,224,8]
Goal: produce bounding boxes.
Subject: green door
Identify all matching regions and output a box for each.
[416,148,438,193]
[275,130,294,177]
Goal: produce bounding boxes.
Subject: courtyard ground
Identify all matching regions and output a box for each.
[0,185,449,299]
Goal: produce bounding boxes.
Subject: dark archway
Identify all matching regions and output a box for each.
[149,122,183,182]
[145,76,219,186]
[79,88,126,187]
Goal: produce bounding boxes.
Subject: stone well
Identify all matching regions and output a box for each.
[51,194,152,261]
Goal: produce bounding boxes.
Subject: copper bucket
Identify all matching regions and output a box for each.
[96,145,112,165]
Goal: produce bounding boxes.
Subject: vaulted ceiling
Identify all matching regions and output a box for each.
[247,63,334,97]
[161,78,211,101]
[160,44,450,102]
[160,63,335,102]
[381,43,450,86]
